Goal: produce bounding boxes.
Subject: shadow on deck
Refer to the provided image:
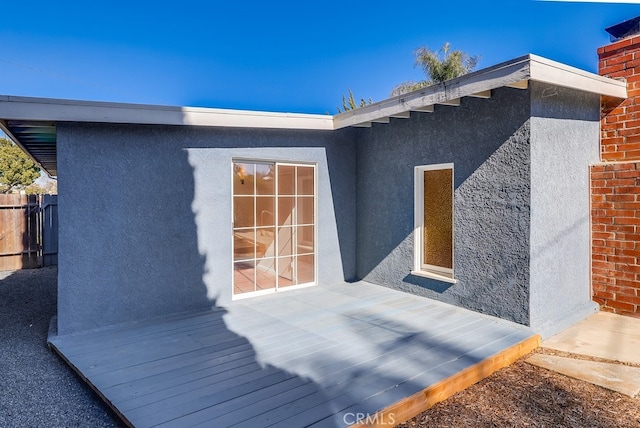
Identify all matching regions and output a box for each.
[48,282,539,427]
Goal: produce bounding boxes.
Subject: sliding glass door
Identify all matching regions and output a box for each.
[232,161,316,297]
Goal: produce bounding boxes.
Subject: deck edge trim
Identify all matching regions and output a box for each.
[48,333,135,428]
[349,333,542,427]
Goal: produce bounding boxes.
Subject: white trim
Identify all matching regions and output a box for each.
[414,163,455,282]
[0,95,334,130]
[528,54,628,99]
[410,269,458,284]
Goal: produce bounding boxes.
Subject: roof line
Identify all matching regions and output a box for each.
[0,95,335,131]
[333,54,627,129]
[0,53,628,133]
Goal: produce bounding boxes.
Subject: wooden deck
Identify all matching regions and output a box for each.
[48,282,539,427]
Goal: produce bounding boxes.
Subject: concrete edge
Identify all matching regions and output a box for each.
[533,302,599,339]
[525,353,640,398]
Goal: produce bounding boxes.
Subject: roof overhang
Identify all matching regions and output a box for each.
[0,54,628,177]
[333,54,628,129]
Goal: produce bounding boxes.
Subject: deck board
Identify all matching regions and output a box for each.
[49,281,537,427]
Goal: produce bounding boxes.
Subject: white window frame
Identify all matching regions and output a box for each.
[231,160,318,300]
[412,163,457,284]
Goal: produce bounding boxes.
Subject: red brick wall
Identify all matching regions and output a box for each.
[593,36,640,317]
[599,36,640,161]
[591,163,640,316]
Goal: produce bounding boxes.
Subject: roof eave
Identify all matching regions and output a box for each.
[0,119,54,177]
[528,54,627,99]
[333,54,628,129]
[0,95,335,131]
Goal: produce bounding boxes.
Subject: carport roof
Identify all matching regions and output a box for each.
[0,54,627,177]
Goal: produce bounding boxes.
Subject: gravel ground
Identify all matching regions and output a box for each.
[0,267,123,427]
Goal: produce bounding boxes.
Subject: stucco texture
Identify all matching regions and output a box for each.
[355,83,599,337]
[355,87,532,325]
[529,82,600,336]
[55,82,600,338]
[56,123,356,335]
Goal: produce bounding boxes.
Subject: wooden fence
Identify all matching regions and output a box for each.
[0,194,58,270]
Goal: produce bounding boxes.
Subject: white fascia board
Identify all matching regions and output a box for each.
[0,96,334,131]
[528,54,627,99]
[333,55,532,129]
[333,54,628,129]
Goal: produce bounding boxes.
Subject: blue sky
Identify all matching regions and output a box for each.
[1,1,639,114]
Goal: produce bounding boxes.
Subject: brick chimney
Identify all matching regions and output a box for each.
[591,16,640,317]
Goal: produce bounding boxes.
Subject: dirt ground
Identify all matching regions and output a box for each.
[399,348,640,428]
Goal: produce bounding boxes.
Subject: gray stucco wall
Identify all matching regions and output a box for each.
[529,82,600,337]
[56,123,356,335]
[355,83,600,336]
[355,87,533,325]
[55,82,600,337]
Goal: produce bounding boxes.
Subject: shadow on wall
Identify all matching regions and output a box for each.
[355,93,531,281]
[354,88,532,324]
[58,123,356,331]
[183,126,358,305]
[57,128,339,425]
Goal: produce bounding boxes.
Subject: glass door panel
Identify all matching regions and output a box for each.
[277,256,295,287]
[297,166,315,196]
[233,261,255,294]
[297,196,314,225]
[233,163,255,195]
[277,226,294,257]
[256,164,275,195]
[277,165,295,195]
[278,197,295,226]
[233,161,316,296]
[297,255,315,284]
[296,226,314,255]
[234,230,255,261]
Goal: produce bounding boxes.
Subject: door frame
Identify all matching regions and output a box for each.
[231,159,318,300]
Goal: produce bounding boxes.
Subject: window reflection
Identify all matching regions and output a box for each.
[278,165,295,195]
[297,196,314,225]
[297,166,314,195]
[233,161,316,295]
[256,164,275,195]
[256,197,275,227]
[233,163,254,195]
[233,197,254,228]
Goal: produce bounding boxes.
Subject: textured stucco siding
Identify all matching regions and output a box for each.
[529,82,600,337]
[355,87,533,325]
[56,123,356,335]
[55,82,601,337]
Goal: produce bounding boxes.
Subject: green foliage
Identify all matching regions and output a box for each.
[337,89,373,113]
[391,42,479,96]
[338,42,479,108]
[390,80,430,97]
[416,43,479,83]
[0,138,41,193]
